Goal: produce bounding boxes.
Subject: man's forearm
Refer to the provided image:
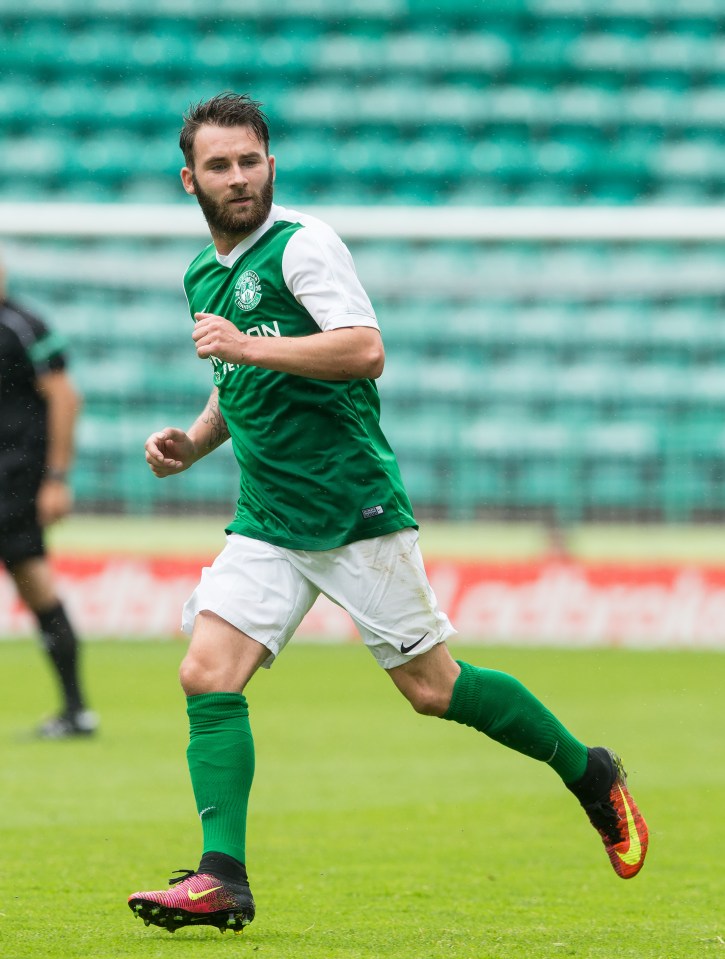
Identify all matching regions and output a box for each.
[37,372,80,475]
[241,327,384,380]
[194,318,385,381]
[188,388,230,458]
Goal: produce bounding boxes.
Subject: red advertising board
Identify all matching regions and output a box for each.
[2,555,725,647]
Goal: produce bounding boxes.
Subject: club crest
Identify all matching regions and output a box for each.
[234,270,262,312]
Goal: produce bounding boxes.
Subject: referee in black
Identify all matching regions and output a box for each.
[0,259,97,738]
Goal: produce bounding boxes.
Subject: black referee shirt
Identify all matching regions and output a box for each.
[0,298,66,513]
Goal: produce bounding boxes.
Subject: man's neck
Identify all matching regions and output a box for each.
[211,229,252,256]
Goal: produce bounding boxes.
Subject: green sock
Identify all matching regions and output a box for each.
[186,692,255,864]
[443,660,588,783]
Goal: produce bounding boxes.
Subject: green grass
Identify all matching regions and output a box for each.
[1,640,723,959]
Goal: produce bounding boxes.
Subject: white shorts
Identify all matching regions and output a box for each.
[181,527,456,670]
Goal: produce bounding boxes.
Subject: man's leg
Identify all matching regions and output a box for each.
[388,644,648,878]
[10,556,96,737]
[129,532,319,933]
[387,645,587,779]
[129,611,268,933]
[181,610,268,867]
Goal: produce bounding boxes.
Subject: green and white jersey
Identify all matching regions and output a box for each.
[183,203,416,550]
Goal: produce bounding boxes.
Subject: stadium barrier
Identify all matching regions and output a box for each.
[2,556,725,648]
[5,202,725,240]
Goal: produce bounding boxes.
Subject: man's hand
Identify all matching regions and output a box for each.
[37,476,72,527]
[193,312,249,363]
[145,428,198,477]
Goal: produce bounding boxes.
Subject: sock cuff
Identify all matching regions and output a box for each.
[565,746,612,797]
[199,851,248,883]
[187,692,249,721]
[443,660,480,724]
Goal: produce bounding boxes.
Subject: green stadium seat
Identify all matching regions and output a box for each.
[74,358,147,402]
[0,135,66,177]
[0,79,45,122]
[513,460,580,524]
[453,459,512,518]
[581,462,659,512]
[315,32,385,73]
[383,409,461,459]
[63,25,139,73]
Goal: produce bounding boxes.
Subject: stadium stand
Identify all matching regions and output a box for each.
[2,0,725,522]
[3,1,725,204]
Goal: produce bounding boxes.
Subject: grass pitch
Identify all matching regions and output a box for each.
[1,639,723,959]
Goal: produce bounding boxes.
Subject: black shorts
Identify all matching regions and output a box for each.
[0,509,45,567]
[0,463,45,565]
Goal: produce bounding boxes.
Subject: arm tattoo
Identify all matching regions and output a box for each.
[200,392,230,452]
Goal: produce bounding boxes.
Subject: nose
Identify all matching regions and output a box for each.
[228,163,249,186]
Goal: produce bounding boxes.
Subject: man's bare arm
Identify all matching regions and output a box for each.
[189,387,230,456]
[35,370,81,524]
[145,388,229,478]
[192,317,384,381]
[35,370,81,478]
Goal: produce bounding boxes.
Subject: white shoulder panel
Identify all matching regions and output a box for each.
[280,211,379,332]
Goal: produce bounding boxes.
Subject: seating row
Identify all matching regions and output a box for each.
[6,23,725,77]
[73,409,725,522]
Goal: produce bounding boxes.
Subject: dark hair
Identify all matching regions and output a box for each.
[179,93,270,167]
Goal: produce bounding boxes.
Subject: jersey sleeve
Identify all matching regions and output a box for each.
[3,303,66,377]
[281,224,379,332]
[29,326,67,376]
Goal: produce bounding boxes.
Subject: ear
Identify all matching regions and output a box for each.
[269,155,276,182]
[180,167,196,195]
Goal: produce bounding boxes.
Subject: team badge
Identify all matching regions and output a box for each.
[234,270,262,312]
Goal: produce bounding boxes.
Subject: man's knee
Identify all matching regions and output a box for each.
[388,644,460,717]
[179,651,215,696]
[180,611,269,696]
[403,682,451,717]
[9,557,57,612]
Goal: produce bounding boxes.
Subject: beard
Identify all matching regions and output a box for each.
[192,166,274,241]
